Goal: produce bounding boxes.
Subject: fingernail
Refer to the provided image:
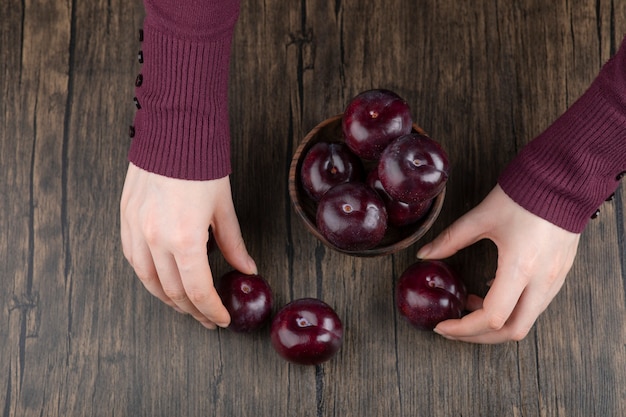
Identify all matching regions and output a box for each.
[433,327,453,340]
[416,244,432,260]
[248,257,258,275]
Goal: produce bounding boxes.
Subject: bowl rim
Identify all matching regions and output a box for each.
[288,114,445,257]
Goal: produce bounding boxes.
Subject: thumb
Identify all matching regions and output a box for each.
[212,210,257,276]
[416,212,485,260]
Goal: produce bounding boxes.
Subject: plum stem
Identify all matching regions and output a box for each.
[241,282,252,294]
[296,317,313,327]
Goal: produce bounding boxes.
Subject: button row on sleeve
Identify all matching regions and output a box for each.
[130,29,144,138]
[590,172,624,220]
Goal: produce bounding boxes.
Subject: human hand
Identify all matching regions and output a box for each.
[416,185,580,343]
[120,162,257,329]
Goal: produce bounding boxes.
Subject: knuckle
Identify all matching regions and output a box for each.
[187,288,211,305]
[142,221,163,246]
[138,210,209,254]
[170,231,200,249]
[162,287,188,303]
[516,260,536,283]
[129,262,155,285]
[543,271,560,288]
[486,313,507,331]
[133,266,152,283]
[543,262,566,287]
[510,326,532,342]
[171,230,208,256]
[515,253,567,290]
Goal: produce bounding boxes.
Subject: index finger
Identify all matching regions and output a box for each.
[417,208,490,260]
[175,250,231,328]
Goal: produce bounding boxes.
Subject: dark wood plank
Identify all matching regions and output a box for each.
[58,1,145,414]
[1,0,73,414]
[1,0,624,416]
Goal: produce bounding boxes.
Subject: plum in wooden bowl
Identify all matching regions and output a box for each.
[288,91,448,257]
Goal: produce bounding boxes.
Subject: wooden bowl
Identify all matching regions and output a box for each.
[288,114,446,257]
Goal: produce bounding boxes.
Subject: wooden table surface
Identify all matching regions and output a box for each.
[2,1,625,416]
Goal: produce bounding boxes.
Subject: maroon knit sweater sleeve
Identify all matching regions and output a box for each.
[128,0,240,180]
[498,35,626,233]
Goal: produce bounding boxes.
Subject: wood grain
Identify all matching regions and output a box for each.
[1,0,624,416]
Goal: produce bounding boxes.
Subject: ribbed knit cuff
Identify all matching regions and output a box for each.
[128,18,234,180]
[498,78,626,233]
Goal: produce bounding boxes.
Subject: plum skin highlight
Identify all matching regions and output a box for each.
[270,298,343,365]
[215,270,273,333]
[395,260,467,331]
